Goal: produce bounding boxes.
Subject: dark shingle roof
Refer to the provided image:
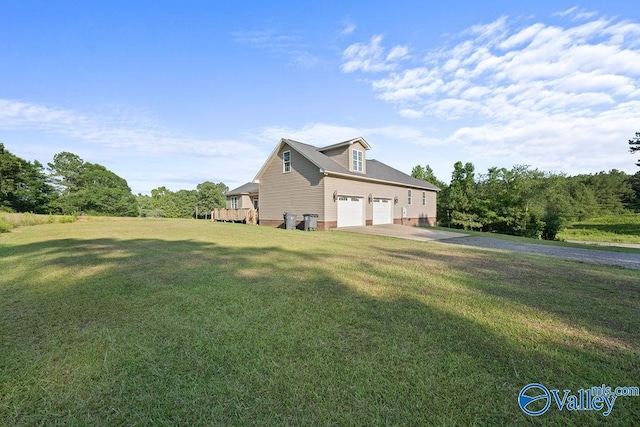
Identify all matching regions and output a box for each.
[282,139,351,174]
[317,137,371,152]
[366,160,440,191]
[225,182,259,196]
[281,138,439,191]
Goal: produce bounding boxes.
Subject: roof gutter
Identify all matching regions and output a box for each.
[325,171,440,191]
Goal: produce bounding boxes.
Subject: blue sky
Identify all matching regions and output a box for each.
[1,1,639,194]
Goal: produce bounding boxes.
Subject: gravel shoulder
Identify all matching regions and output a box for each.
[441,236,640,270]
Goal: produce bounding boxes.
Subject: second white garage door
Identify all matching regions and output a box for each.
[373,198,393,225]
[337,196,364,227]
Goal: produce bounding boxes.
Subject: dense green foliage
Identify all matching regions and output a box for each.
[0,143,55,213]
[138,181,228,218]
[1,143,227,218]
[47,152,138,216]
[415,162,640,240]
[410,164,447,189]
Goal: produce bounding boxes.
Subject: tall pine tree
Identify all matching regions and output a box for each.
[630,132,640,166]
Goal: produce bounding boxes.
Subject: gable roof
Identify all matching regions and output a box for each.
[225,182,259,196]
[255,138,440,191]
[318,137,371,152]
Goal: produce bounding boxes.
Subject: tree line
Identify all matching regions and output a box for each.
[413,162,640,240]
[136,182,228,219]
[0,143,227,218]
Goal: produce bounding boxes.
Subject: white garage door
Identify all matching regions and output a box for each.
[337,196,364,227]
[373,198,393,225]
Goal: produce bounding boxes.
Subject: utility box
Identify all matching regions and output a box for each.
[303,214,318,231]
[283,212,297,230]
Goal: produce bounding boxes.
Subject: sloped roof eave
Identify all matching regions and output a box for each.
[225,182,259,196]
[254,138,326,181]
[318,136,371,152]
[325,170,440,191]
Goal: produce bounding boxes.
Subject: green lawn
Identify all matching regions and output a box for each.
[1,218,639,425]
[558,214,640,244]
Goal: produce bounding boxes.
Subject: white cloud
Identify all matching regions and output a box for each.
[341,35,410,73]
[232,28,319,68]
[340,12,640,174]
[0,98,272,194]
[257,122,446,151]
[340,21,357,36]
[553,7,578,18]
[553,6,598,21]
[466,15,509,40]
[386,45,410,61]
[0,99,259,158]
[398,109,424,119]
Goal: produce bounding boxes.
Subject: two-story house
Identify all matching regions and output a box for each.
[225,137,439,230]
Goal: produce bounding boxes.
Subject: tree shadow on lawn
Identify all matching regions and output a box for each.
[376,244,640,337]
[1,237,639,425]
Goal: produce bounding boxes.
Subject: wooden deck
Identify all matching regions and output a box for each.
[211,208,258,224]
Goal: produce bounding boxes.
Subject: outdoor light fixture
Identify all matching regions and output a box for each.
[368,194,372,203]
[333,190,338,202]
[394,196,398,204]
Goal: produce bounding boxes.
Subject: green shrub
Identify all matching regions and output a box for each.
[58,215,78,224]
[0,216,12,233]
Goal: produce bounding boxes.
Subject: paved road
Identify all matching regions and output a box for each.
[442,236,640,270]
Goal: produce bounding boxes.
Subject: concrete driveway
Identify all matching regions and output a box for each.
[337,224,468,241]
[338,225,640,269]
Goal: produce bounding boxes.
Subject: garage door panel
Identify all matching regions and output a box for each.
[337,196,364,227]
[373,198,392,225]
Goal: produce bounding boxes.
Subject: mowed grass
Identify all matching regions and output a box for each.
[1,219,639,425]
[558,214,640,244]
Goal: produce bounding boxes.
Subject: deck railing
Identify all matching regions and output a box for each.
[211,208,258,224]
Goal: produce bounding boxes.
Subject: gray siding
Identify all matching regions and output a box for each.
[321,142,368,174]
[323,176,437,222]
[259,144,325,222]
[321,145,350,169]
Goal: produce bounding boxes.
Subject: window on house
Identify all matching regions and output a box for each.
[352,149,363,172]
[422,191,426,206]
[408,189,412,205]
[283,150,291,173]
[230,197,239,209]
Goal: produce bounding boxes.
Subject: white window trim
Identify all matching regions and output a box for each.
[283,150,291,173]
[230,196,239,209]
[408,189,412,205]
[352,149,363,172]
[422,191,426,206]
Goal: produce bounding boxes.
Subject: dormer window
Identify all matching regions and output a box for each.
[283,150,291,173]
[352,149,363,172]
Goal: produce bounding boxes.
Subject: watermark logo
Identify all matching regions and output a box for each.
[518,383,551,416]
[518,383,639,417]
